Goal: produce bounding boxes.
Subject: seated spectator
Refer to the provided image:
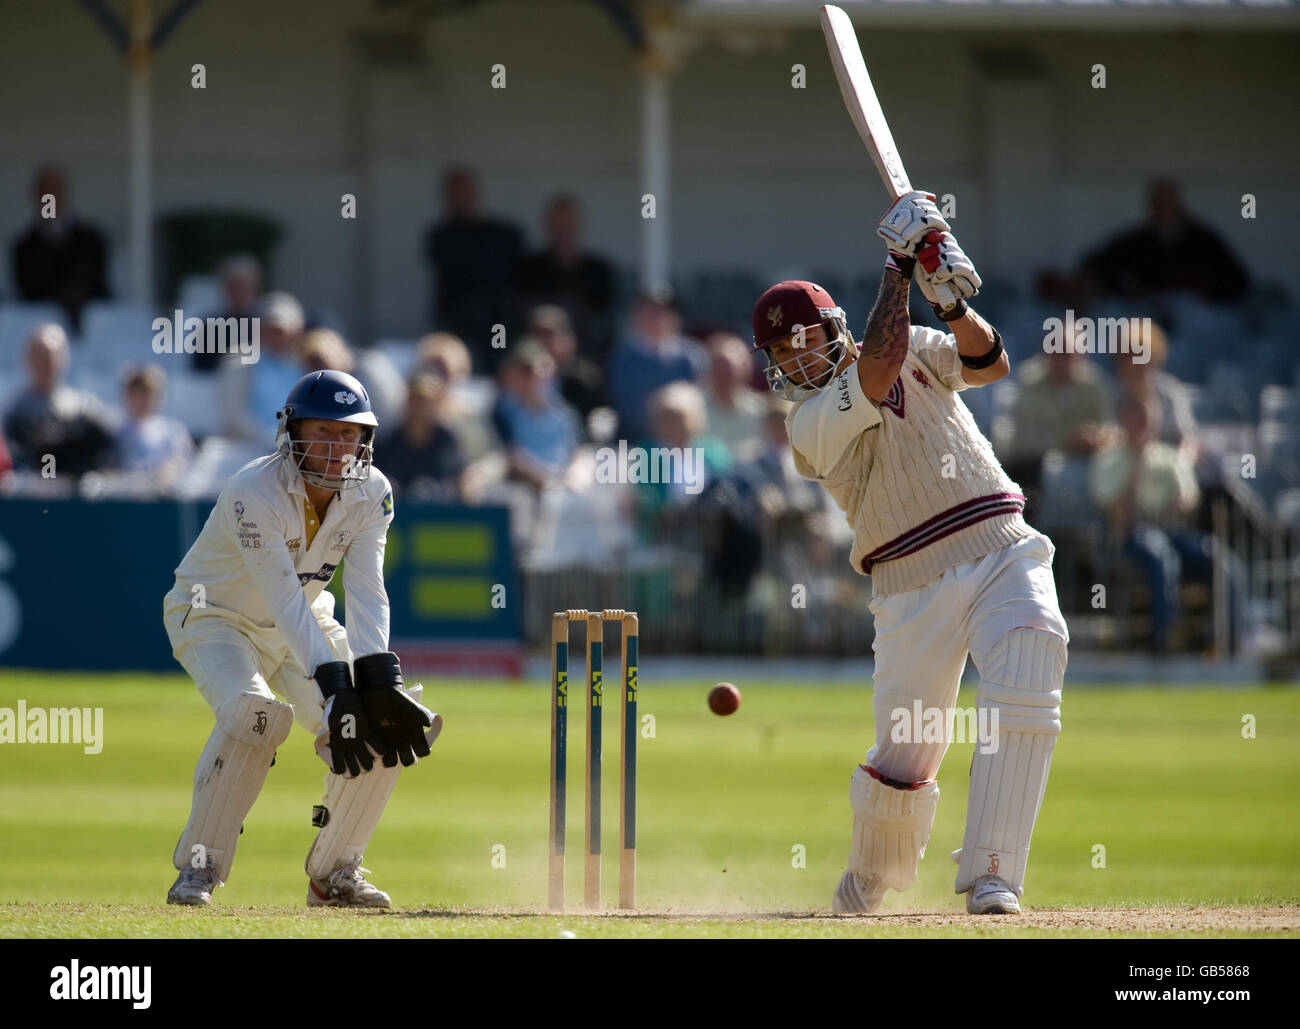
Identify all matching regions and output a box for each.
[10,166,110,331]
[703,332,767,463]
[219,292,305,447]
[529,304,605,420]
[299,328,353,374]
[415,331,494,461]
[1080,178,1249,304]
[3,324,115,480]
[492,341,582,491]
[735,397,825,522]
[1114,319,1197,461]
[375,372,466,501]
[1089,393,1240,653]
[194,254,261,373]
[606,291,707,445]
[115,364,195,490]
[517,195,615,362]
[636,381,732,523]
[996,332,1115,518]
[424,166,523,373]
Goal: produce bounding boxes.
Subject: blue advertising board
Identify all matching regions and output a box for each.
[0,499,520,673]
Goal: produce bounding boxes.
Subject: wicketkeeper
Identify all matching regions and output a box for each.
[162,369,441,907]
[751,192,1069,914]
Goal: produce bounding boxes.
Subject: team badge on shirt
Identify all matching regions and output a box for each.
[381,491,393,517]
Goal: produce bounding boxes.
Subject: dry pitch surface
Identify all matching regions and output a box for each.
[3,903,1297,939]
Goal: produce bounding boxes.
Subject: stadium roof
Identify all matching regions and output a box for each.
[681,0,1300,30]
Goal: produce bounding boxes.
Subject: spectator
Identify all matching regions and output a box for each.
[996,332,1115,517]
[115,364,195,490]
[703,332,767,463]
[194,255,261,373]
[1114,319,1197,460]
[219,292,304,447]
[415,331,494,461]
[416,331,473,383]
[637,381,732,518]
[1089,392,1240,653]
[10,166,110,331]
[1080,178,1249,304]
[424,167,523,373]
[606,292,707,445]
[3,324,115,479]
[516,195,615,362]
[492,341,582,491]
[735,397,825,521]
[0,434,11,486]
[375,372,466,501]
[529,304,605,420]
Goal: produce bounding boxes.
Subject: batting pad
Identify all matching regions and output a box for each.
[306,683,442,878]
[955,628,1065,896]
[173,691,294,881]
[847,765,940,892]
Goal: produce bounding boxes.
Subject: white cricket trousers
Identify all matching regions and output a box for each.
[865,532,1069,784]
[162,596,351,732]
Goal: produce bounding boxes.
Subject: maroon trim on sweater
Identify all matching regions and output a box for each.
[861,764,936,791]
[861,493,1025,573]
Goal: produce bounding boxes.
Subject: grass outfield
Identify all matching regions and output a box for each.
[1,672,1297,938]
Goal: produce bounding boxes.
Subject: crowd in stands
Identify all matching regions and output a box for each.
[1,165,1293,656]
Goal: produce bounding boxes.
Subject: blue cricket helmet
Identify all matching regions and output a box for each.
[276,370,379,489]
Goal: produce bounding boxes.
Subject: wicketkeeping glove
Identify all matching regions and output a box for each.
[354,652,436,768]
[314,661,380,777]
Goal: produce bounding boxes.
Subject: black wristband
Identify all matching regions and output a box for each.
[314,660,352,699]
[884,251,915,280]
[959,327,1004,369]
[353,651,404,692]
[934,298,968,322]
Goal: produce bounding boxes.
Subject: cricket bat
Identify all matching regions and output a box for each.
[820,4,911,199]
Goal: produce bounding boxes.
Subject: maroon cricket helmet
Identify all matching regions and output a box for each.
[751,280,844,351]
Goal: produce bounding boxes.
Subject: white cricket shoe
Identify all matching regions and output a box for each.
[966,874,1020,914]
[167,866,220,906]
[832,870,887,914]
[307,859,391,908]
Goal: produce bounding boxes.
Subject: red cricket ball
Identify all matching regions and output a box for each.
[708,682,741,716]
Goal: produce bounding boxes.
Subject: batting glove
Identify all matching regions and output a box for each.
[914,230,981,317]
[877,190,950,257]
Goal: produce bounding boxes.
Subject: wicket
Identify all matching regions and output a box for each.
[549,608,638,911]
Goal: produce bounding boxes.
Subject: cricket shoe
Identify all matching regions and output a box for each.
[832,870,887,914]
[307,859,391,908]
[966,874,1020,914]
[167,866,220,906]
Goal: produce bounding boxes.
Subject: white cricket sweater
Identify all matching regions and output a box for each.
[786,325,1033,596]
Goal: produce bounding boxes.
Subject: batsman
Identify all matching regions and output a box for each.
[752,192,1068,915]
[162,369,442,907]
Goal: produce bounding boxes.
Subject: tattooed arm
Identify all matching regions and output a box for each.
[856,266,912,402]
